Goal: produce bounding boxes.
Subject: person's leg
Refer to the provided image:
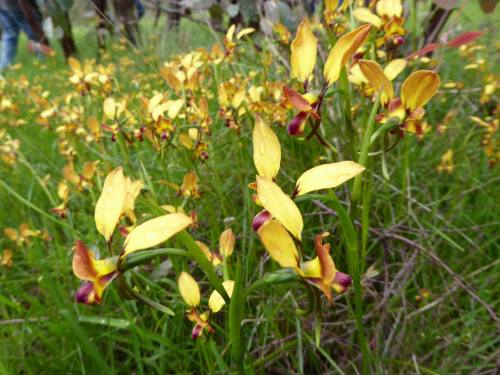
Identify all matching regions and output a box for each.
[0,10,21,70]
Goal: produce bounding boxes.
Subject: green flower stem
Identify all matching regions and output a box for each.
[339,67,356,160]
[228,257,245,374]
[177,230,230,303]
[327,191,371,374]
[116,276,175,316]
[352,97,381,203]
[119,248,188,272]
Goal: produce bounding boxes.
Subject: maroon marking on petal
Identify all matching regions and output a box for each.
[75,281,96,304]
[191,324,203,340]
[252,210,272,231]
[334,271,352,291]
[287,112,308,136]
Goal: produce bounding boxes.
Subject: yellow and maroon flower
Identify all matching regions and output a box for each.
[281,86,320,136]
[72,241,118,304]
[300,234,352,303]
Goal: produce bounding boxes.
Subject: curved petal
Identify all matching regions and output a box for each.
[353,8,383,28]
[383,58,407,81]
[178,272,200,307]
[401,70,441,110]
[219,228,236,258]
[359,60,394,104]
[95,167,127,242]
[208,280,234,313]
[323,24,372,84]
[290,20,317,82]
[376,0,403,18]
[256,176,303,240]
[253,117,281,179]
[257,219,299,269]
[122,213,192,256]
[295,161,365,196]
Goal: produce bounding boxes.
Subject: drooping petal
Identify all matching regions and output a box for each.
[290,20,317,82]
[72,240,117,281]
[401,70,441,110]
[219,228,236,258]
[331,271,352,293]
[383,58,407,81]
[75,281,97,304]
[376,0,403,18]
[122,213,192,256]
[122,177,144,224]
[257,219,299,269]
[323,24,372,84]
[208,280,235,313]
[353,8,383,28]
[95,167,127,242]
[72,241,118,305]
[178,272,200,307]
[315,234,336,286]
[256,176,303,240]
[282,86,313,112]
[253,117,281,179]
[295,161,365,196]
[359,60,394,104]
[287,111,309,136]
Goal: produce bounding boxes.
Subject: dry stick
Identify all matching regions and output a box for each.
[380,231,500,327]
[312,200,500,328]
[405,258,500,321]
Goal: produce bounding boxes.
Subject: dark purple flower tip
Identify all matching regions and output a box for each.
[252,210,272,231]
[333,271,352,293]
[191,324,203,340]
[75,281,96,304]
[287,111,308,136]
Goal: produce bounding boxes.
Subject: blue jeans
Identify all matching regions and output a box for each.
[0,9,36,70]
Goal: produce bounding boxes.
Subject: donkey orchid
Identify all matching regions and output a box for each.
[250,117,364,302]
[257,221,352,303]
[178,272,234,339]
[358,60,440,135]
[353,0,406,46]
[72,167,193,305]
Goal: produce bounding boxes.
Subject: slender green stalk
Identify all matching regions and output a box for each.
[177,230,230,303]
[327,191,371,374]
[352,97,381,203]
[339,68,356,160]
[228,257,245,374]
[120,247,188,271]
[0,178,77,234]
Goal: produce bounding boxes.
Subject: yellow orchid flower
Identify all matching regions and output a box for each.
[257,221,352,303]
[179,274,234,339]
[73,168,193,305]
[290,20,318,83]
[323,24,372,85]
[281,86,320,136]
[353,0,405,46]
[358,60,440,136]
